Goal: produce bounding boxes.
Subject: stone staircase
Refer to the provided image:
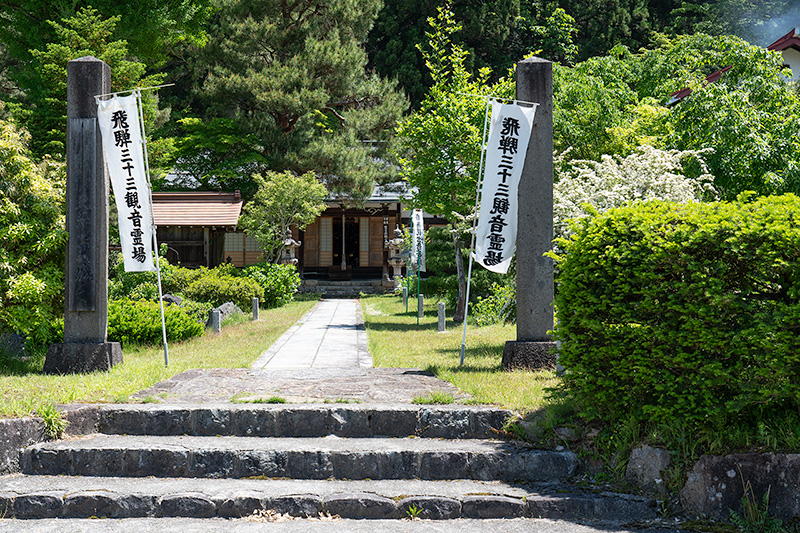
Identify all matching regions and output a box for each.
[301,279,388,298]
[1,404,656,523]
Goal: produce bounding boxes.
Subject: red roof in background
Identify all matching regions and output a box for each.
[668,66,733,105]
[152,191,243,227]
[768,27,800,52]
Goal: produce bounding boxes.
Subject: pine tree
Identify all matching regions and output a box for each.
[176,0,408,201]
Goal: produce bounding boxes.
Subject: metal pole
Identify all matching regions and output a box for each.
[135,89,169,367]
[461,97,492,366]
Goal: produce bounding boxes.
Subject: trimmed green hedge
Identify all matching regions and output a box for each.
[552,194,800,429]
[108,299,203,346]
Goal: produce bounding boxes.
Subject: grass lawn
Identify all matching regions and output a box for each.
[0,299,318,418]
[362,294,558,412]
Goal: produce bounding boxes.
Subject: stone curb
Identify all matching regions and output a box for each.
[0,490,656,521]
[96,405,511,439]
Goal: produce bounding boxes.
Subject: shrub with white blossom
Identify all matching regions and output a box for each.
[554,145,716,240]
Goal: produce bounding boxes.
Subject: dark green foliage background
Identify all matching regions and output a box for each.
[553,195,800,429]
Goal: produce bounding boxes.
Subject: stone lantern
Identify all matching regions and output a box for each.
[280,229,301,266]
[386,227,407,290]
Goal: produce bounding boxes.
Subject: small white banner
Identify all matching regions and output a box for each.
[97,94,156,272]
[412,208,426,272]
[474,101,536,274]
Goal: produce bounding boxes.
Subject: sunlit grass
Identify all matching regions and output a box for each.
[0,299,318,417]
[362,294,558,412]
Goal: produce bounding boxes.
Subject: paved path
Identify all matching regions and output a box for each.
[251,299,371,369]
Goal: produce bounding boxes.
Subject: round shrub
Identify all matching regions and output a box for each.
[108,299,203,346]
[552,194,800,430]
[184,273,264,310]
[243,263,300,308]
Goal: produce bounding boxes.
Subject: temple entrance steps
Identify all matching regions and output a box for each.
[3,403,657,523]
[300,279,391,298]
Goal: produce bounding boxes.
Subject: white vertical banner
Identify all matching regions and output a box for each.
[412,208,426,272]
[474,100,536,274]
[97,94,156,272]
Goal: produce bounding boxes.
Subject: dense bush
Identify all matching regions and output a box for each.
[107,299,203,346]
[184,272,264,310]
[242,262,300,308]
[552,195,800,430]
[472,282,516,326]
[0,117,67,348]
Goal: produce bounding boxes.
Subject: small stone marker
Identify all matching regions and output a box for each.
[438,302,446,332]
[211,309,221,334]
[418,294,424,319]
[252,298,259,321]
[402,286,408,308]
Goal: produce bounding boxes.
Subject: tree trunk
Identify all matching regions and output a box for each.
[452,227,466,322]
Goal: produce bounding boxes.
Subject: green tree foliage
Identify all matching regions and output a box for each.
[174,0,408,200]
[553,34,800,198]
[14,7,166,159]
[367,1,577,105]
[9,8,168,159]
[239,171,328,263]
[396,8,513,321]
[641,33,800,197]
[0,115,66,348]
[0,0,213,78]
[558,0,651,61]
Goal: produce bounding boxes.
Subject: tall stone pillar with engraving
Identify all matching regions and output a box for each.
[44,56,123,373]
[502,57,557,370]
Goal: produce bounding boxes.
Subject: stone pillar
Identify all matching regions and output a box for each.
[44,56,122,374]
[252,298,259,321]
[502,56,557,371]
[418,294,424,319]
[438,302,446,333]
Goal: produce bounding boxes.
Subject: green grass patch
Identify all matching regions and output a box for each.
[361,294,558,411]
[412,391,455,405]
[0,299,317,418]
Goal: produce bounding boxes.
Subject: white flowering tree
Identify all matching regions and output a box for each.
[554,145,716,240]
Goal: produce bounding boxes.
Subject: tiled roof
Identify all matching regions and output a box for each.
[151,191,243,227]
[768,27,800,52]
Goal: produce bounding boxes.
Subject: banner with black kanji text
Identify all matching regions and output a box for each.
[97,94,156,272]
[474,100,536,274]
[411,208,426,272]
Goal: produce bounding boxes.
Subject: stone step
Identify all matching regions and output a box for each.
[0,475,656,521]
[94,404,511,439]
[22,435,578,481]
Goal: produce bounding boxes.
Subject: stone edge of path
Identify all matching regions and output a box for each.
[0,405,98,475]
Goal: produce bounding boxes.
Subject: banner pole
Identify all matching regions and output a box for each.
[135,89,169,367]
[461,97,493,366]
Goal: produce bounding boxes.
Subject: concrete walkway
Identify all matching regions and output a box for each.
[250,299,372,369]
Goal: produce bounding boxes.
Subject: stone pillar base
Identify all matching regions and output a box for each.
[502,341,557,370]
[43,342,122,374]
